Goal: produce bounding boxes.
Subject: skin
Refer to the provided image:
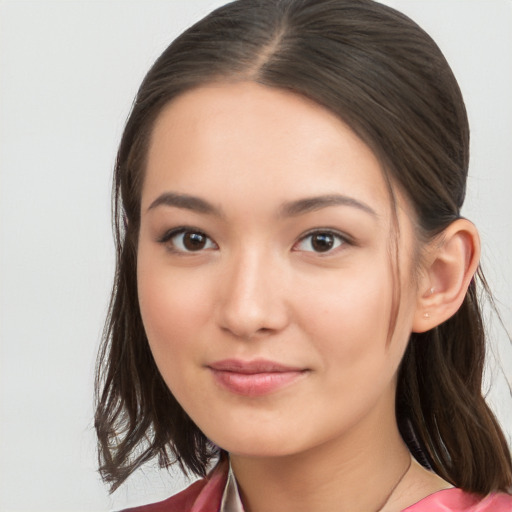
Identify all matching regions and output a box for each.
[137,82,456,511]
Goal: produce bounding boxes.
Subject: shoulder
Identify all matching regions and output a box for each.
[403,488,512,511]
[119,459,229,512]
[120,479,209,512]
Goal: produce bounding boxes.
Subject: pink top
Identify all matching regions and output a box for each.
[403,487,512,511]
[122,458,512,512]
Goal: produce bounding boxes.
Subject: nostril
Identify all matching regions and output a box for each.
[220,324,274,340]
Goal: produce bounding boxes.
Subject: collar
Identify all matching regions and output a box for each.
[219,460,245,512]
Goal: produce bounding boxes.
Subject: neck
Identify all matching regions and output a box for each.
[230,403,411,512]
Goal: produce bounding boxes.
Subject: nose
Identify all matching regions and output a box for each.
[216,248,290,340]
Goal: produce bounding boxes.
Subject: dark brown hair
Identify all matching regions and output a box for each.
[95,0,512,494]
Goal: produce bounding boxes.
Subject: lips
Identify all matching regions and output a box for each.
[207,359,307,397]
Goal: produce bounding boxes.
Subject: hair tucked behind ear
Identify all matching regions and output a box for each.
[397,270,512,493]
[95,0,512,493]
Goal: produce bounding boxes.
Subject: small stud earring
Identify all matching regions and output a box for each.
[423,312,430,319]
[429,287,435,295]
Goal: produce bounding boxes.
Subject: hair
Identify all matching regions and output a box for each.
[95,0,512,494]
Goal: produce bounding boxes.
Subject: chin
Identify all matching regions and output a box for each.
[203,422,315,460]
[215,439,299,459]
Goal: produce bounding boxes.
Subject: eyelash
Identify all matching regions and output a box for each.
[157,227,351,255]
[157,227,217,254]
[293,229,351,255]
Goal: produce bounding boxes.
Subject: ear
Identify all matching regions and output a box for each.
[412,219,480,333]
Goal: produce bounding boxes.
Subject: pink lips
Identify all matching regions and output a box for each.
[208,359,307,397]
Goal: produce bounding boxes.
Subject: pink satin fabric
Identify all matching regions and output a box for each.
[403,487,512,511]
[123,458,512,512]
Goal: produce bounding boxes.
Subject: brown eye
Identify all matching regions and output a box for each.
[183,232,208,251]
[295,231,345,253]
[311,233,335,252]
[162,229,217,253]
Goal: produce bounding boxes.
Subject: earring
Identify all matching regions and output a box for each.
[429,287,435,295]
[423,312,430,319]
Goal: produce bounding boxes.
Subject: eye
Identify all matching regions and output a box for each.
[294,230,346,253]
[159,228,217,253]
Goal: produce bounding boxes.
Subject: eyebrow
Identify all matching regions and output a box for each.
[147,192,223,217]
[279,194,377,218]
[146,191,377,218]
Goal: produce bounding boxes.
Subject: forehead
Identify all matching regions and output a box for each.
[143,81,391,216]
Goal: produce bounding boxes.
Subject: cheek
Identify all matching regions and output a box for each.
[296,263,394,352]
[293,258,413,407]
[136,253,213,377]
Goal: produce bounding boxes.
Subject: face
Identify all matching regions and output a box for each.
[137,82,422,458]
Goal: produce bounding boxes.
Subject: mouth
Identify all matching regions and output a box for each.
[207,359,308,397]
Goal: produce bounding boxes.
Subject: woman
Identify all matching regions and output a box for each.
[95,0,512,510]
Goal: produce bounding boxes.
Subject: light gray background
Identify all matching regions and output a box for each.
[1,1,511,511]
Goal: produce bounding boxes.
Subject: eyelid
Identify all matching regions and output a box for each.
[293,228,353,253]
[157,226,218,253]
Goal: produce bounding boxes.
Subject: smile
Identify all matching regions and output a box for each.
[207,359,308,397]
